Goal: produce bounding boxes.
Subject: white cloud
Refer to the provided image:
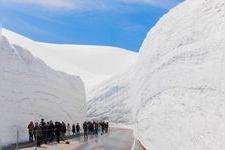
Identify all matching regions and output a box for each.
[3,0,116,11]
[119,0,161,5]
[3,0,182,11]
[3,0,75,9]
[118,0,182,9]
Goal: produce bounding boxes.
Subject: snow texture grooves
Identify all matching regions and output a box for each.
[0,36,87,146]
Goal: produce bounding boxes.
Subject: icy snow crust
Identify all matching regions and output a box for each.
[88,0,225,149]
[0,36,87,145]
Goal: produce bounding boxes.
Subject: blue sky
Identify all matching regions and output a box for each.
[2,0,184,52]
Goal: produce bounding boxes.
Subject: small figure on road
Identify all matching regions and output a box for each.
[67,123,71,137]
[83,122,88,140]
[72,123,76,135]
[106,122,109,133]
[34,122,42,147]
[28,121,34,142]
[94,121,99,137]
[55,122,61,143]
[61,122,66,141]
[76,123,80,135]
[40,118,47,144]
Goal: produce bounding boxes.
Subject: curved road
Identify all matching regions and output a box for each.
[74,128,134,150]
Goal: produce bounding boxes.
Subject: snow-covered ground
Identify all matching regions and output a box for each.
[0,36,87,146]
[87,0,225,149]
[2,29,138,92]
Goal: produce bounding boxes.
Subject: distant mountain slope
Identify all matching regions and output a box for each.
[87,0,225,149]
[2,29,138,91]
[0,36,86,145]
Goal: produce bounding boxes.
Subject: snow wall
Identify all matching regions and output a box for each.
[88,70,134,124]
[0,36,87,146]
[88,0,225,149]
[0,25,2,150]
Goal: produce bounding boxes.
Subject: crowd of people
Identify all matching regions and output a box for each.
[27,118,109,147]
[82,121,109,140]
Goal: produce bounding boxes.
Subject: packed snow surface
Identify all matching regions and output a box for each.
[2,29,138,91]
[88,0,225,149]
[0,36,87,146]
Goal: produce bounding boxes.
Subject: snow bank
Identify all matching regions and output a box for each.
[2,29,138,91]
[88,0,225,149]
[133,0,225,149]
[0,36,87,146]
[0,26,3,150]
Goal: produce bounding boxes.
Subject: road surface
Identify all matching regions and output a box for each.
[19,128,134,150]
[74,128,134,150]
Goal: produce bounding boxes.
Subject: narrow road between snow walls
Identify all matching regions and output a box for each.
[19,128,137,150]
[74,128,134,150]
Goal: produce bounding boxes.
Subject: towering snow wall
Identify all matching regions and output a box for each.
[0,27,3,150]
[133,0,225,149]
[88,0,225,149]
[0,36,87,146]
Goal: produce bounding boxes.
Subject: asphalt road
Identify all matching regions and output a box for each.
[74,128,134,150]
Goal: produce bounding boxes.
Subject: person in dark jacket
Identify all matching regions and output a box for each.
[28,121,34,142]
[55,122,61,143]
[61,122,66,141]
[100,121,105,134]
[89,122,94,135]
[72,124,76,135]
[105,122,109,133]
[83,122,88,140]
[48,120,55,142]
[40,118,47,144]
[34,122,42,147]
[94,121,99,137]
[76,123,80,135]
